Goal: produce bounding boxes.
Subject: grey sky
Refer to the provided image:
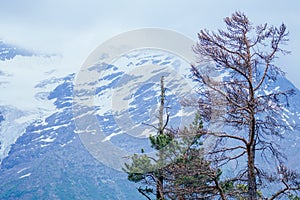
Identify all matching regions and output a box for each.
[0,0,299,88]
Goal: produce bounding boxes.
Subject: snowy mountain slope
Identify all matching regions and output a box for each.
[72,49,197,171]
[260,75,300,169]
[0,41,65,164]
[0,47,197,199]
[0,42,40,163]
[0,74,141,199]
[94,50,195,150]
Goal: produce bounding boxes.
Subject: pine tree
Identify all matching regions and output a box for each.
[188,11,300,199]
[124,76,172,200]
[124,77,224,199]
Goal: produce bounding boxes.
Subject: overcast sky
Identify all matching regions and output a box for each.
[0,0,299,88]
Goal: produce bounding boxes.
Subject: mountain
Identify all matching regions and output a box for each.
[0,42,146,199]
[0,41,34,61]
[0,74,140,199]
[0,45,194,199]
[0,42,299,199]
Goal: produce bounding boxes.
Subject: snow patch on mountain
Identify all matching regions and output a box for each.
[19,173,31,179]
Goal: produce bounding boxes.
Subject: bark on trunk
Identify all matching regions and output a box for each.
[156,174,164,200]
[248,114,257,200]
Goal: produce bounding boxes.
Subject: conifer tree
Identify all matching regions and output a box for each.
[124,77,223,199]
[188,11,300,199]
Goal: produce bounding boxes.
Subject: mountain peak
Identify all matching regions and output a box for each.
[0,41,34,61]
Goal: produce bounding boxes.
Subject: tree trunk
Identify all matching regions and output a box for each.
[248,114,257,200]
[156,174,164,200]
[159,76,165,135]
[157,76,165,200]
[248,144,256,199]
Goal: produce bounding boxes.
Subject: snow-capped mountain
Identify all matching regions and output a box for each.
[0,41,34,61]
[0,41,299,199]
[0,43,195,199]
[0,73,140,199]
